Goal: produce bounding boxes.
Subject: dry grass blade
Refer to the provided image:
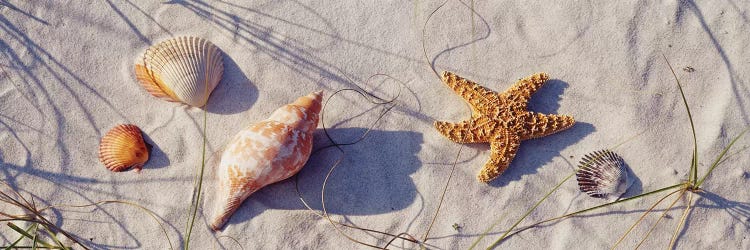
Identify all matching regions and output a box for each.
[294,87,421,249]
[497,183,685,243]
[669,191,694,249]
[479,135,651,249]
[0,182,83,249]
[39,200,174,250]
[217,235,244,250]
[421,144,463,244]
[611,188,684,249]
[633,189,686,249]
[482,172,576,249]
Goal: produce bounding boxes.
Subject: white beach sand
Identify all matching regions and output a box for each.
[1,0,749,249]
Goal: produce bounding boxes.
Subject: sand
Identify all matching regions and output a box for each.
[1,0,749,249]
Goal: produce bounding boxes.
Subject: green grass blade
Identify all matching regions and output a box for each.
[32,226,38,250]
[5,222,56,249]
[6,223,34,249]
[502,183,685,241]
[485,172,575,249]
[41,225,68,250]
[467,211,509,250]
[662,55,699,185]
[696,127,749,187]
[184,110,208,250]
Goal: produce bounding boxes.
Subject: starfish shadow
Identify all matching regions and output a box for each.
[489,79,596,187]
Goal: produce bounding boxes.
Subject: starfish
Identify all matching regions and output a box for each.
[434,71,575,183]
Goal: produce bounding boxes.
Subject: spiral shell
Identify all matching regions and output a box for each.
[209,91,323,230]
[134,36,224,107]
[576,150,633,200]
[99,124,149,172]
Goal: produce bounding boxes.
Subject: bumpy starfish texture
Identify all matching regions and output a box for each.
[434,71,575,183]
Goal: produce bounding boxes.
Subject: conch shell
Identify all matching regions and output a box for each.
[209,91,323,230]
[134,36,224,107]
[99,124,149,172]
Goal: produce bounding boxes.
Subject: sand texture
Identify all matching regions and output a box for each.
[1,1,749,249]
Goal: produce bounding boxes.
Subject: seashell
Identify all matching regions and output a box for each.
[575,150,633,200]
[134,36,224,107]
[99,124,150,172]
[209,91,323,230]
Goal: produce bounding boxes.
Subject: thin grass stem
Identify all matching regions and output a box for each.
[41,200,174,250]
[6,222,54,249]
[485,172,576,249]
[696,127,749,187]
[662,55,699,186]
[421,145,463,244]
[184,110,208,250]
[634,189,686,249]
[669,191,694,249]
[503,183,685,240]
[6,223,34,249]
[611,188,684,249]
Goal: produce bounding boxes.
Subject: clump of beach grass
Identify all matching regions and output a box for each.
[471,55,749,249]
[0,180,175,250]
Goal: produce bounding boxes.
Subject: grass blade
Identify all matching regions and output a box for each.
[669,191,694,249]
[5,222,57,249]
[485,172,575,249]
[501,183,685,241]
[422,145,463,244]
[696,127,749,187]
[611,189,683,249]
[6,224,33,249]
[633,190,685,249]
[184,110,208,250]
[663,55,699,186]
[467,211,509,250]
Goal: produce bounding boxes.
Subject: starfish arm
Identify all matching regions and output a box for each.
[503,72,549,104]
[434,119,491,143]
[441,71,499,116]
[477,130,521,183]
[520,112,575,140]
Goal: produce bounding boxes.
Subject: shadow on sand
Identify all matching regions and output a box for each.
[201,128,423,229]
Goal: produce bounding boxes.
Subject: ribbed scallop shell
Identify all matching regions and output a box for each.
[134,36,224,107]
[209,91,323,231]
[576,150,633,200]
[99,124,149,172]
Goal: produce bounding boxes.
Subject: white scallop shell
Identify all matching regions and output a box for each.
[209,91,323,231]
[134,36,224,107]
[576,150,633,200]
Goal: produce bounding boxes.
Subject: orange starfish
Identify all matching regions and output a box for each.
[435,71,575,183]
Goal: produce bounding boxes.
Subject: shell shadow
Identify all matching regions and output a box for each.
[204,52,257,114]
[202,128,423,230]
[618,161,643,199]
[140,132,170,171]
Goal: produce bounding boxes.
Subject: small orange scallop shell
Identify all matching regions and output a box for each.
[134,36,224,107]
[99,124,149,172]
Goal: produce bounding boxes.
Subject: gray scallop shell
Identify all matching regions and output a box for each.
[576,150,633,200]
